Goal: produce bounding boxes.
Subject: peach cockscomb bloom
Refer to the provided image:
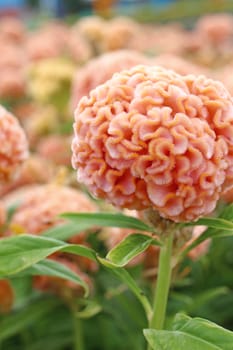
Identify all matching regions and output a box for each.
[6,184,96,236]
[2,183,97,297]
[0,106,28,184]
[72,65,233,222]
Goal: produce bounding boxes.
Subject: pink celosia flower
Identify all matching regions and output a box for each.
[26,33,63,61]
[6,184,96,235]
[98,16,140,52]
[195,14,233,45]
[0,156,56,197]
[70,50,151,109]
[0,69,26,98]
[72,65,233,222]
[0,17,25,43]
[36,135,72,166]
[0,106,28,184]
[0,44,27,69]
[74,16,105,46]
[4,184,98,291]
[68,30,92,63]
[129,24,186,55]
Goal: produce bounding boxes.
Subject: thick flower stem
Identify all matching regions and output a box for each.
[73,311,84,350]
[149,233,174,330]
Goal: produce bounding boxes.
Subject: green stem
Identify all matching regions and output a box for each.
[149,233,173,330]
[73,311,84,350]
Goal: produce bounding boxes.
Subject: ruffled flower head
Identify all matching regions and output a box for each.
[0,106,28,184]
[72,65,233,222]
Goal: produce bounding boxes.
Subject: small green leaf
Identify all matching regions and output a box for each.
[107,233,161,267]
[144,313,233,350]
[187,217,233,231]
[144,328,220,350]
[0,234,96,277]
[98,256,152,320]
[61,212,155,233]
[173,314,233,350]
[76,300,102,319]
[180,204,233,257]
[18,259,89,297]
[42,222,82,241]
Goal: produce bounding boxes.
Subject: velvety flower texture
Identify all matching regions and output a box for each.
[0,106,28,183]
[72,65,233,222]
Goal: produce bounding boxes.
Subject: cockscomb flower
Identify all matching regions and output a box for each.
[98,16,140,52]
[6,184,97,236]
[73,16,106,49]
[0,69,26,99]
[0,106,28,184]
[0,17,25,43]
[3,184,98,294]
[72,65,233,222]
[195,14,233,45]
[68,30,92,64]
[70,50,151,109]
[0,156,56,197]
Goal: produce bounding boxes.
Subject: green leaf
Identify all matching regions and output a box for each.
[144,313,233,350]
[98,256,152,320]
[61,212,155,233]
[144,328,220,350]
[0,297,60,341]
[187,217,233,231]
[18,259,89,297]
[76,300,102,319]
[42,222,82,241]
[181,207,233,257]
[173,314,233,350]
[0,234,96,277]
[106,233,161,267]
